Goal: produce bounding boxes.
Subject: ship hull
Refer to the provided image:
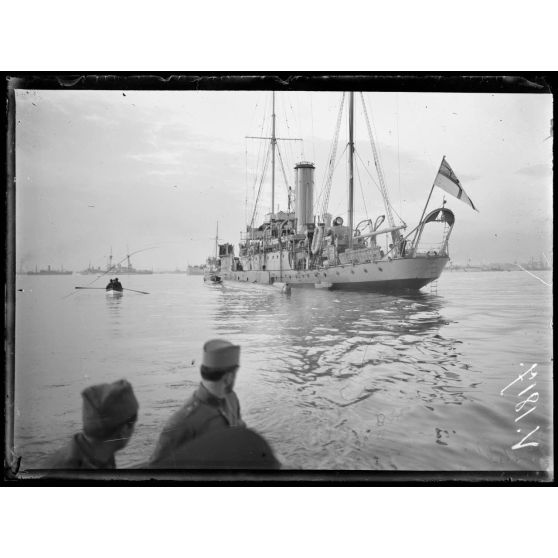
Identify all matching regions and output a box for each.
[27,271,73,275]
[222,255,448,291]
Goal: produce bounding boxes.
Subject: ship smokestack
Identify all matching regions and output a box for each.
[294,161,315,233]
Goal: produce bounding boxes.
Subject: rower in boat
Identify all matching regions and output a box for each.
[106,278,123,292]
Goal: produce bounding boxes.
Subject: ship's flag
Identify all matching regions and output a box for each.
[434,157,478,211]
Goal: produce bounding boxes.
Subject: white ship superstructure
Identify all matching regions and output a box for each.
[210,91,475,292]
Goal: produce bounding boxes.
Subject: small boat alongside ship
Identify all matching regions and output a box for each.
[204,224,223,284]
[187,264,206,276]
[205,91,477,292]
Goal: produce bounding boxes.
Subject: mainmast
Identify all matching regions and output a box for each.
[271,91,276,215]
[215,222,219,259]
[348,91,355,249]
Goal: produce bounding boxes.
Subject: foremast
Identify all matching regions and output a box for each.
[348,92,355,249]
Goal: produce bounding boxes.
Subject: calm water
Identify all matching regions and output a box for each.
[12,270,553,473]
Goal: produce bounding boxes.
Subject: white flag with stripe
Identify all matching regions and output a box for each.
[434,157,478,211]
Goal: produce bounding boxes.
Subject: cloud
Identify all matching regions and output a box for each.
[14,90,554,269]
[128,150,182,166]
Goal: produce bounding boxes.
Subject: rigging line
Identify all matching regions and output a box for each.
[395,93,403,218]
[288,93,303,169]
[355,158,369,221]
[289,90,303,161]
[355,151,406,226]
[247,99,269,217]
[316,142,349,217]
[360,92,396,228]
[276,144,291,204]
[310,92,315,163]
[245,139,249,226]
[365,93,388,176]
[62,245,159,298]
[319,93,345,189]
[249,143,272,230]
[317,93,346,218]
[298,91,305,160]
[281,95,295,177]
[256,96,269,171]
[247,93,261,143]
[83,246,159,287]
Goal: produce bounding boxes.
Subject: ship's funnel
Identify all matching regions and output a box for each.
[294,161,315,233]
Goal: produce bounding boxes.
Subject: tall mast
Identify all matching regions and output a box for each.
[348,91,355,249]
[245,92,302,221]
[271,91,276,215]
[215,222,219,258]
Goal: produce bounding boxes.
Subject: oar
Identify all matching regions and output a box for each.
[74,286,150,294]
[123,288,149,295]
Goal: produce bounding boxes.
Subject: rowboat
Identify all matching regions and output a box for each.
[105,288,123,297]
[204,272,222,284]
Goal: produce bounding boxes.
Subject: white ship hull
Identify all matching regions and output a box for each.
[222,254,448,291]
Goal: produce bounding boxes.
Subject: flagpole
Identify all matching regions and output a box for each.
[413,156,445,245]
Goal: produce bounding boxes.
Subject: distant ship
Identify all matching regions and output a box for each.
[26,265,73,275]
[80,250,153,275]
[187,264,206,276]
[79,265,105,275]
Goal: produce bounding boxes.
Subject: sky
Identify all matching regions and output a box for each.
[14,87,553,271]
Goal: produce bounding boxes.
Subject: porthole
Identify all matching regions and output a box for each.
[378,267,383,272]
[363,268,368,273]
[351,270,355,274]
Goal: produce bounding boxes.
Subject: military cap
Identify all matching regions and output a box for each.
[82,379,138,439]
[202,339,240,370]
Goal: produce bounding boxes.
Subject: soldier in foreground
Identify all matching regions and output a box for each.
[46,379,139,469]
[149,339,245,466]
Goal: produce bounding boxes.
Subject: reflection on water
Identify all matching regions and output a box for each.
[209,282,551,471]
[212,287,469,411]
[14,273,553,472]
[105,293,123,338]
